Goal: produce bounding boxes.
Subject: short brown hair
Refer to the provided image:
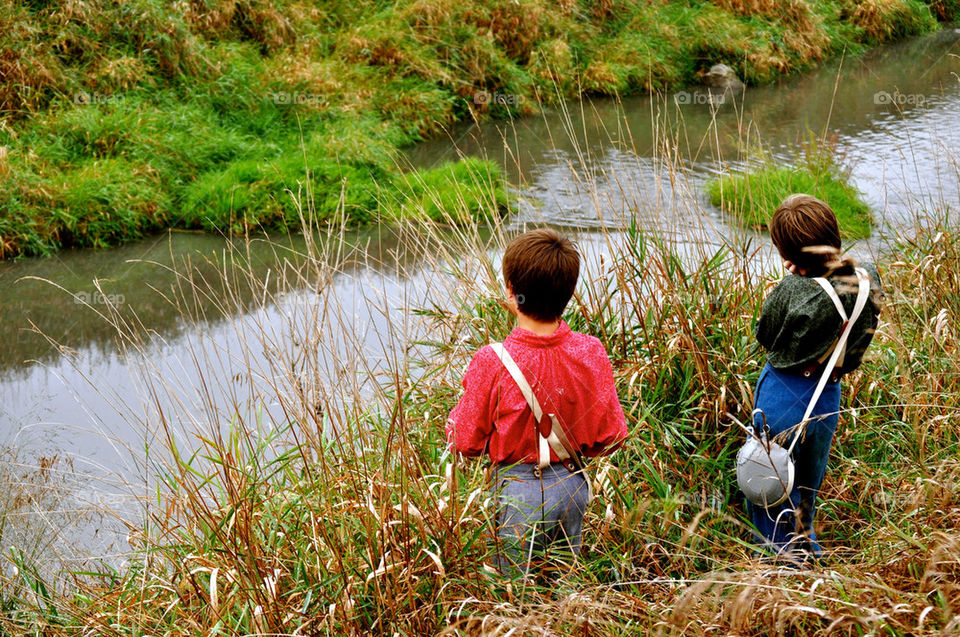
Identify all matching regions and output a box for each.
[502,228,580,322]
[769,194,842,275]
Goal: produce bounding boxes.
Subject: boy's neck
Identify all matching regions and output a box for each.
[517,313,561,336]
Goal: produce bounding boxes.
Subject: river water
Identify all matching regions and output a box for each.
[1,29,958,564]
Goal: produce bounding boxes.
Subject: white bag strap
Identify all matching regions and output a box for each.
[786,267,871,453]
[813,277,848,321]
[489,342,571,471]
[813,276,849,366]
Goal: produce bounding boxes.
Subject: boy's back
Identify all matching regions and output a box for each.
[447,321,626,465]
[445,228,627,575]
[757,263,883,376]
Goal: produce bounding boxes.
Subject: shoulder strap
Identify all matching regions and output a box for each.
[489,343,543,420]
[812,276,849,365]
[787,268,871,453]
[813,277,848,321]
[489,342,581,471]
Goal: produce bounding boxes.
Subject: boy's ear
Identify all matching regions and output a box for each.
[502,284,520,318]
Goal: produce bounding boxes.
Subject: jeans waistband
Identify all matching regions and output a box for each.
[494,462,584,481]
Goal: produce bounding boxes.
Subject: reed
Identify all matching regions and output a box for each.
[1,96,958,636]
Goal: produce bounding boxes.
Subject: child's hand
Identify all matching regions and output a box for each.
[782,259,799,274]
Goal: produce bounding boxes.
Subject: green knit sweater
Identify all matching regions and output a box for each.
[755,263,884,375]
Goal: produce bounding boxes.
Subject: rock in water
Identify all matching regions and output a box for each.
[703,64,745,94]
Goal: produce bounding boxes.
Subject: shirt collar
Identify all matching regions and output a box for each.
[505,320,572,348]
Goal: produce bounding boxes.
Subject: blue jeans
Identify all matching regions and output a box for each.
[492,463,590,576]
[748,362,841,559]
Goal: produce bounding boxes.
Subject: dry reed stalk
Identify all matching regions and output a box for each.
[1,93,958,635]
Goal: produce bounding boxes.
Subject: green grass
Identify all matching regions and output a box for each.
[706,148,874,238]
[0,0,946,258]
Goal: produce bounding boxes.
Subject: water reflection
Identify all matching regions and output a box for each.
[0,227,430,374]
[0,27,957,565]
[406,28,960,229]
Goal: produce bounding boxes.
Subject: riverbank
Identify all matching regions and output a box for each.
[0,0,952,258]
[1,202,957,634]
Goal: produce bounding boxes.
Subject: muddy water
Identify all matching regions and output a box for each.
[1,29,958,562]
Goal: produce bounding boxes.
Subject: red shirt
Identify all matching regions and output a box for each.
[446,321,628,464]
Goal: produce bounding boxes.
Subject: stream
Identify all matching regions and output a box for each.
[1,28,958,565]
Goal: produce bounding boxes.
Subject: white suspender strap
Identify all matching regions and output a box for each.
[489,342,582,473]
[489,342,551,469]
[489,343,542,420]
[813,276,849,366]
[813,277,848,321]
[787,267,871,453]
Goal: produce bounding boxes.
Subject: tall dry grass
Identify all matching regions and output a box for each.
[0,95,958,636]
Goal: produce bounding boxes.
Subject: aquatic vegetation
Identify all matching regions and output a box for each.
[707,165,873,237]
[707,139,874,239]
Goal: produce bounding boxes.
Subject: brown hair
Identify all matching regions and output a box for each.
[502,228,580,322]
[769,194,842,276]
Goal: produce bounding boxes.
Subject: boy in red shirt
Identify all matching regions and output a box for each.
[446,229,628,574]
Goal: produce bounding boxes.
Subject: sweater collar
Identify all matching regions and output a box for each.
[505,320,572,348]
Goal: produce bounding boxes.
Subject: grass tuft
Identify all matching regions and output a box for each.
[707,137,874,239]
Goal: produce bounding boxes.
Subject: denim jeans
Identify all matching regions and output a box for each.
[491,463,590,576]
[748,362,841,560]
